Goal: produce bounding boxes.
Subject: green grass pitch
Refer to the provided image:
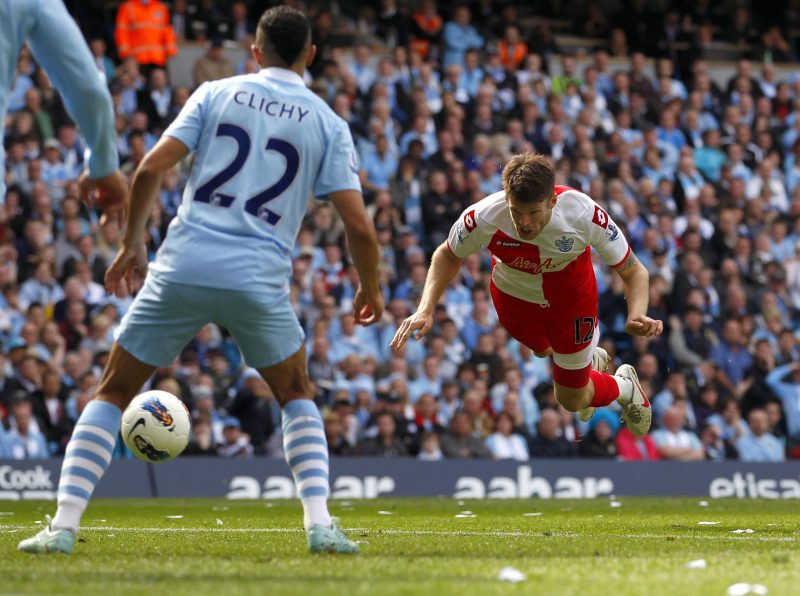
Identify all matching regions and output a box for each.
[1,498,797,595]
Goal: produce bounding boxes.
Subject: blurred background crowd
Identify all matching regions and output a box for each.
[2,0,800,464]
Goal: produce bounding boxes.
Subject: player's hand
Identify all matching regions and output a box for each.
[390,311,434,350]
[625,315,663,338]
[80,170,128,230]
[105,242,148,298]
[353,284,384,326]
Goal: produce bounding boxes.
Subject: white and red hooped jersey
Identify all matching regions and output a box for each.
[447,185,631,319]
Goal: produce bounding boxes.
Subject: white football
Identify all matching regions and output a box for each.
[121,390,191,462]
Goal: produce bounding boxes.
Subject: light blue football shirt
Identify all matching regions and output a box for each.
[152,67,361,297]
[0,0,118,201]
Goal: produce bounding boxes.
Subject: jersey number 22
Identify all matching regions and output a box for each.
[194,123,299,225]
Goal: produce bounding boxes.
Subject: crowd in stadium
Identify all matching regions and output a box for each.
[1,0,800,463]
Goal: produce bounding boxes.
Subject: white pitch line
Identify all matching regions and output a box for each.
[0,525,795,542]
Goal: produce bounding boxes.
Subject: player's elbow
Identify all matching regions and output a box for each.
[435,241,461,265]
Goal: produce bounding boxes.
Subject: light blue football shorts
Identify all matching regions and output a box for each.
[115,273,305,368]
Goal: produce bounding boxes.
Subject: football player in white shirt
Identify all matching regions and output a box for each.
[391,152,662,437]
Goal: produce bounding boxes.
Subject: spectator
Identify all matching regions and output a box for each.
[765,363,800,444]
[650,406,705,461]
[578,409,619,458]
[615,426,661,461]
[737,409,785,462]
[359,411,408,457]
[698,423,726,461]
[324,412,354,456]
[217,417,254,458]
[18,261,64,311]
[89,39,116,82]
[486,411,529,461]
[227,371,276,455]
[1,395,50,458]
[441,411,491,458]
[707,398,750,452]
[193,37,235,86]
[528,409,576,458]
[417,432,444,461]
[442,5,483,68]
[710,319,754,396]
[184,415,217,456]
[115,0,178,71]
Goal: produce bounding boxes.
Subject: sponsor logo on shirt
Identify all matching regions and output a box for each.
[496,240,521,247]
[591,205,609,229]
[555,236,574,252]
[507,256,569,274]
[463,209,477,232]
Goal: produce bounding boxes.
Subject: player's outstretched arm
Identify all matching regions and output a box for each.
[105,137,188,297]
[390,242,463,350]
[613,250,663,338]
[26,1,125,219]
[330,190,384,326]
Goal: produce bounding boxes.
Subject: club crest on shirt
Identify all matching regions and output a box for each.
[349,151,359,174]
[456,221,466,244]
[555,235,574,252]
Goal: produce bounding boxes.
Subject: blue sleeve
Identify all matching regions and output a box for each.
[766,364,794,395]
[314,117,361,198]
[735,437,753,461]
[443,23,467,51]
[26,0,118,179]
[468,27,484,48]
[688,432,702,450]
[163,83,211,152]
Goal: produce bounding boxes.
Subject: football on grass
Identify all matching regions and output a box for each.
[121,390,191,462]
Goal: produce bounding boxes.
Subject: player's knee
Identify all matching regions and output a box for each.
[93,390,134,411]
[271,377,313,404]
[553,384,591,412]
[555,393,582,412]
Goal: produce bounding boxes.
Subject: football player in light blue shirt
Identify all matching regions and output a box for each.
[0,0,127,217]
[19,6,382,557]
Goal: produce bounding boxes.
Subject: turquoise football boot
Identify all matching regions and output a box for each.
[307,519,359,554]
[17,515,75,554]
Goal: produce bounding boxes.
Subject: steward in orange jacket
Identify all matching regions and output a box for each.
[115,0,178,67]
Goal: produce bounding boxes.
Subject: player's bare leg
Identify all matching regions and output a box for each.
[552,349,651,436]
[578,347,611,422]
[258,346,358,554]
[18,344,156,554]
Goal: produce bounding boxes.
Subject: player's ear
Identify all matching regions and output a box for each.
[251,44,262,64]
[549,193,557,207]
[306,44,317,68]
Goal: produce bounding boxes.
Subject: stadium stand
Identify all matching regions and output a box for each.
[2,0,800,463]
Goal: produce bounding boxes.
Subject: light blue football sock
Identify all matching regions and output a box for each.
[282,399,332,530]
[51,400,121,532]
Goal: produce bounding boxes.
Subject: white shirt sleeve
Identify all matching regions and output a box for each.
[583,200,631,268]
[446,205,489,259]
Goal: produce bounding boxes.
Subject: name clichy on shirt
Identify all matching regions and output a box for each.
[233,91,310,122]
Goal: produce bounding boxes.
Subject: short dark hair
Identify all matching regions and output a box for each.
[256,6,311,67]
[502,152,554,203]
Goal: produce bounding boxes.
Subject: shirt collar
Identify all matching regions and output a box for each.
[260,67,305,86]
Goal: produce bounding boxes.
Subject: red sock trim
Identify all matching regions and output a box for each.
[553,363,591,389]
[589,370,620,407]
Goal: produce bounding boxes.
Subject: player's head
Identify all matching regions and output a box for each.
[254,6,315,72]
[502,152,556,240]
